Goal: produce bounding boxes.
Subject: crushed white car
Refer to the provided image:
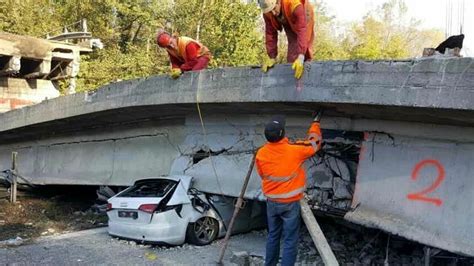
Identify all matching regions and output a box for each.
[107,176,265,245]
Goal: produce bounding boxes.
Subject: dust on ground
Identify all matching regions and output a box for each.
[0,186,107,243]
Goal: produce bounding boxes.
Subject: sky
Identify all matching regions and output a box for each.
[322,0,473,56]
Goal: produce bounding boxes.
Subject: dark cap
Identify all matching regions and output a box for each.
[264,115,286,142]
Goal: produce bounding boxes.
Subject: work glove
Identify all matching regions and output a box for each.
[312,109,323,122]
[292,54,305,79]
[261,57,276,73]
[170,68,182,79]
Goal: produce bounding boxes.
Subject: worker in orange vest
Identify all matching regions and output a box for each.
[257,0,315,79]
[156,29,212,79]
[256,111,322,266]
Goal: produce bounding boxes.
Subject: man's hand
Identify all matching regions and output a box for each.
[312,109,323,122]
[292,54,305,79]
[262,57,276,73]
[170,68,182,79]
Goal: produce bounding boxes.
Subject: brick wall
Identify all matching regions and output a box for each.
[0,78,60,113]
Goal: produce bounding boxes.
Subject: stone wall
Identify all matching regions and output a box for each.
[0,78,59,113]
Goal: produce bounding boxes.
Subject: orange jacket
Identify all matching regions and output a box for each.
[256,122,322,203]
[263,0,315,61]
[166,36,211,65]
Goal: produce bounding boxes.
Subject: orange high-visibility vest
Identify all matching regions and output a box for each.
[264,0,315,58]
[256,122,322,203]
[167,36,211,63]
[264,0,314,39]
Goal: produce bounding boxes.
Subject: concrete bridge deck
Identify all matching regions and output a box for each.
[0,58,473,256]
[1,58,474,142]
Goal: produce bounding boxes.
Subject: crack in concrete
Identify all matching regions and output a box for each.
[12,133,171,150]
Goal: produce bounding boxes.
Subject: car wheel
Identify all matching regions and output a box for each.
[186,216,219,246]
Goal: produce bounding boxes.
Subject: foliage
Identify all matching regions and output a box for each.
[312,1,349,60]
[76,45,168,91]
[0,0,444,91]
[165,0,264,67]
[0,0,62,37]
[340,0,443,60]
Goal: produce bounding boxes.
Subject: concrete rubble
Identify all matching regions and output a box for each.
[0,236,24,247]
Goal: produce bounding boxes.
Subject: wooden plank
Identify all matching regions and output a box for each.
[10,152,17,204]
[300,198,339,266]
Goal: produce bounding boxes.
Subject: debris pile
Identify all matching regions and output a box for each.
[297,219,474,265]
[0,236,24,247]
[224,220,473,265]
[0,187,107,242]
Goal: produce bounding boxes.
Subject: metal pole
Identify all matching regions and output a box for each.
[82,19,88,32]
[217,152,256,264]
[10,152,17,204]
[424,247,431,266]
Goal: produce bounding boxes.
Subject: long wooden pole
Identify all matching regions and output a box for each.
[300,198,339,266]
[217,152,256,264]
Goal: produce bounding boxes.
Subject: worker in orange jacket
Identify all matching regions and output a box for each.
[256,111,322,266]
[156,29,212,79]
[258,0,315,79]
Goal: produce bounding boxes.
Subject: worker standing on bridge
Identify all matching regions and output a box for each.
[256,111,322,266]
[156,29,212,79]
[258,0,315,80]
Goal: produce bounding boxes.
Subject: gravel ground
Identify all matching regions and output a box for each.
[0,227,267,265]
[1,222,472,265]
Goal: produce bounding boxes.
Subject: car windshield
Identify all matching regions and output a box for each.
[119,180,177,198]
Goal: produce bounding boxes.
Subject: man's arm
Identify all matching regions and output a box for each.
[255,159,265,178]
[292,5,308,56]
[180,42,200,71]
[168,52,182,69]
[294,111,323,160]
[263,14,279,59]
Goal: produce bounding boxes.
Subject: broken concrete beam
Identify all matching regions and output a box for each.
[0,55,21,76]
[22,59,51,79]
[1,58,474,135]
[345,133,474,256]
[0,58,473,258]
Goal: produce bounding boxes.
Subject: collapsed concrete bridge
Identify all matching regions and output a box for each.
[0,58,473,256]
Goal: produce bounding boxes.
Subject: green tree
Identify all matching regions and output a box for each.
[0,0,264,91]
[342,0,443,60]
[0,0,61,37]
[312,1,349,60]
[166,0,264,67]
[0,0,444,92]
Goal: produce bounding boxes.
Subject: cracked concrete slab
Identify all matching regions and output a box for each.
[346,133,474,256]
[0,59,474,256]
[1,58,474,143]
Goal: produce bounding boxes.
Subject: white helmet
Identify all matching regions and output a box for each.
[258,0,277,14]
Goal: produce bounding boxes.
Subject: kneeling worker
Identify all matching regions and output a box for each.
[156,29,212,79]
[256,111,322,266]
[258,0,315,79]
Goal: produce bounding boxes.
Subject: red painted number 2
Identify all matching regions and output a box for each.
[406,159,445,206]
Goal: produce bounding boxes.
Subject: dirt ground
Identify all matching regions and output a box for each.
[1,223,473,265]
[0,186,472,265]
[0,187,107,243]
